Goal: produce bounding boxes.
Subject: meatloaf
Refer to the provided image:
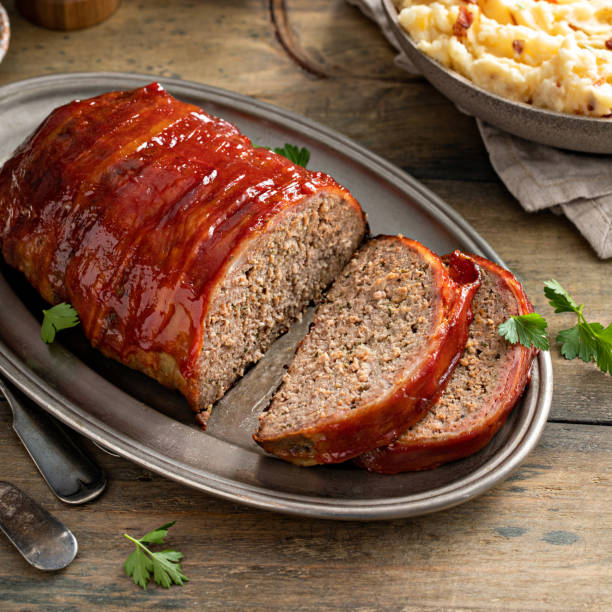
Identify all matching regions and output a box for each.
[254,237,481,465]
[0,83,366,423]
[356,253,538,473]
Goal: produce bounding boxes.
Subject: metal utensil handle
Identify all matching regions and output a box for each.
[0,377,106,504]
[0,481,78,570]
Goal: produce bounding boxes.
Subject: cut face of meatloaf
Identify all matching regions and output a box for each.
[356,253,538,474]
[0,83,366,422]
[254,237,481,466]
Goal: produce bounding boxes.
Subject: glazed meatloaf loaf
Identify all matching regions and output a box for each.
[357,253,538,473]
[254,237,481,465]
[0,83,366,423]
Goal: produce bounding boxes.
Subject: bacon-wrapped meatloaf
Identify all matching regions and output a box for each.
[0,83,366,423]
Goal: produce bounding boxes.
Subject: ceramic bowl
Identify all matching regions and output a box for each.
[381,0,612,154]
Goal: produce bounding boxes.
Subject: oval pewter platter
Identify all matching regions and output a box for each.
[0,73,553,520]
[381,0,612,155]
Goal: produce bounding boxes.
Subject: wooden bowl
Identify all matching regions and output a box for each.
[16,0,120,31]
[0,4,9,63]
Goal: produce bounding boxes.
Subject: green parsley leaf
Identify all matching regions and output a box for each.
[124,548,153,589]
[124,522,188,589]
[557,321,612,375]
[273,143,310,168]
[543,279,579,313]
[556,324,582,361]
[151,550,188,588]
[498,313,549,350]
[599,322,612,344]
[594,323,612,375]
[140,521,176,545]
[558,323,601,363]
[250,141,310,168]
[543,279,611,376]
[41,302,80,344]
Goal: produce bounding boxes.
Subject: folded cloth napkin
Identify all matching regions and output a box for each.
[347,0,612,259]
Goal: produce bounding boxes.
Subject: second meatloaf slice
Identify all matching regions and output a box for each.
[254,236,481,466]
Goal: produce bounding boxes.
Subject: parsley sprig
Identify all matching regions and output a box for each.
[273,143,310,168]
[544,280,612,375]
[498,279,611,375]
[41,302,80,344]
[252,141,310,167]
[498,312,549,350]
[123,521,188,589]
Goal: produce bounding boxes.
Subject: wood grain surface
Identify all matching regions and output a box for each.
[0,0,610,609]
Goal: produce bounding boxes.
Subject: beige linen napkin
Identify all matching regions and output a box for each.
[347,0,612,259]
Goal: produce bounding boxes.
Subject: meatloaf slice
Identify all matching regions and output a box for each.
[0,83,366,423]
[356,253,538,473]
[193,190,365,423]
[253,237,481,466]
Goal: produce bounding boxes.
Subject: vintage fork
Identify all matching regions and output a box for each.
[0,376,106,504]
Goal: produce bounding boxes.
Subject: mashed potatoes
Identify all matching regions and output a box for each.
[394,0,612,117]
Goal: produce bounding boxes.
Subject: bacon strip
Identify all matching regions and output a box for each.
[453,6,474,39]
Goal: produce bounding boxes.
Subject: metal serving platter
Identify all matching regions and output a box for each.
[0,73,552,520]
[381,0,612,154]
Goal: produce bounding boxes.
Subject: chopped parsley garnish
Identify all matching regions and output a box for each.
[544,280,612,375]
[499,279,611,375]
[41,302,80,344]
[498,313,549,351]
[123,521,188,589]
[251,141,310,167]
[273,143,310,168]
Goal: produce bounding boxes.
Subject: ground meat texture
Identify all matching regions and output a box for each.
[356,253,538,473]
[254,237,481,466]
[195,192,365,421]
[0,83,366,421]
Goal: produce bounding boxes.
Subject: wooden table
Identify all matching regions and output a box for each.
[0,1,610,609]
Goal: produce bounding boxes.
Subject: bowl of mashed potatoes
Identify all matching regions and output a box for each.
[382,0,612,153]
